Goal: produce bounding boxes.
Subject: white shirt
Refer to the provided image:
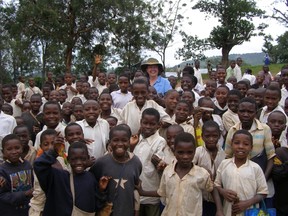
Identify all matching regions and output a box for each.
[24,86,42,101]
[76,119,109,159]
[217,82,233,90]
[59,83,77,102]
[234,64,242,81]
[5,99,22,117]
[242,74,256,85]
[111,90,133,109]
[222,109,240,132]
[280,87,288,108]
[92,77,107,95]
[133,131,166,204]
[259,105,286,124]
[193,67,203,86]
[0,111,17,161]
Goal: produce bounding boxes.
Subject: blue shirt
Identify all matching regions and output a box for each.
[153,76,172,96]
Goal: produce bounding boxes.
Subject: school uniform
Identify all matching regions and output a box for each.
[59,83,77,102]
[259,105,286,124]
[222,109,240,132]
[111,90,133,109]
[24,86,42,101]
[5,99,22,117]
[92,77,107,95]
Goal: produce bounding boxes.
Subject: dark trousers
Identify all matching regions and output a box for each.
[140,204,160,216]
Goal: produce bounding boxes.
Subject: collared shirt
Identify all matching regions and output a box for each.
[179,121,195,137]
[242,74,256,85]
[225,119,276,160]
[222,109,240,132]
[92,77,107,95]
[234,64,242,81]
[59,83,77,101]
[76,119,109,159]
[259,105,286,124]
[0,111,17,161]
[158,161,213,216]
[280,87,288,108]
[217,82,233,90]
[24,86,42,101]
[133,131,166,204]
[120,100,173,135]
[152,76,172,95]
[5,99,22,117]
[111,90,133,109]
[17,82,25,99]
[214,158,268,216]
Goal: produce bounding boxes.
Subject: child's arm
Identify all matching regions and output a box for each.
[216,186,238,203]
[211,188,224,216]
[136,181,160,197]
[232,194,266,215]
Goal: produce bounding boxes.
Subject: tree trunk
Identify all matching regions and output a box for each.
[65,47,73,73]
[221,46,232,68]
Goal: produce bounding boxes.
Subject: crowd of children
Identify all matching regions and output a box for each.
[0,56,287,216]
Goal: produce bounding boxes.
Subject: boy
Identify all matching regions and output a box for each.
[137,132,224,216]
[216,66,233,90]
[259,85,286,124]
[24,77,42,101]
[204,79,217,101]
[2,84,22,117]
[254,87,266,110]
[236,80,249,98]
[0,95,17,161]
[76,100,109,159]
[2,104,13,116]
[216,130,268,215]
[111,74,133,109]
[59,72,77,101]
[133,108,166,216]
[168,76,177,89]
[214,85,229,117]
[72,104,84,122]
[93,70,107,95]
[107,72,117,86]
[0,134,33,215]
[174,101,195,136]
[16,76,26,100]
[222,89,241,132]
[267,111,287,148]
[34,141,109,215]
[121,79,173,136]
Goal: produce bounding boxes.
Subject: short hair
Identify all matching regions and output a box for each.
[1,84,12,91]
[232,130,253,145]
[13,125,29,134]
[174,132,196,149]
[198,97,213,107]
[40,129,57,144]
[64,123,83,136]
[239,97,257,108]
[167,124,184,133]
[68,141,89,157]
[142,108,160,122]
[265,85,281,98]
[118,73,130,80]
[99,92,112,100]
[176,100,191,112]
[58,89,67,96]
[132,78,149,89]
[106,116,118,123]
[2,134,21,150]
[268,110,287,123]
[237,80,249,89]
[182,66,194,76]
[109,124,132,140]
[31,93,42,100]
[182,90,195,100]
[164,89,179,97]
[227,89,242,98]
[43,101,61,112]
[202,120,220,133]
[216,85,229,92]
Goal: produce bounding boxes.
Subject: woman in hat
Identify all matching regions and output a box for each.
[141,58,172,96]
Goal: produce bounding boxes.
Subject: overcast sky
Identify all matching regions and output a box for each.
[147,0,287,67]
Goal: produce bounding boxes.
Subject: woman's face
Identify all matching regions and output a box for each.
[147,65,159,78]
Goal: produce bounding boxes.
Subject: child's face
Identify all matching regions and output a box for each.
[110,130,130,159]
[181,91,195,106]
[3,139,23,163]
[43,87,51,100]
[49,91,60,102]
[267,112,286,137]
[2,87,12,102]
[205,81,216,97]
[168,76,177,89]
[108,74,116,85]
[256,74,264,83]
[106,118,117,130]
[227,95,240,113]
[209,72,217,81]
[246,89,255,99]
[99,94,112,111]
[59,90,67,103]
[88,88,99,100]
[166,127,183,150]
[29,78,35,87]
[216,69,226,82]
[40,134,55,152]
[65,74,73,85]
[148,86,157,100]
[71,97,82,106]
[76,82,83,94]
[281,69,288,86]
[174,141,195,168]
[181,76,193,91]
[164,91,179,111]
[83,101,100,124]
[62,103,72,116]
[175,103,190,122]
[237,102,256,124]
[254,92,264,107]
[82,83,90,94]
[231,134,252,160]
[227,77,237,88]
[14,128,30,146]
[140,114,159,138]
[264,90,280,111]
[98,73,106,85]
[22,102,31,113]
[2,104,13,115]
[132,84,148,107]
[237,84,248,97]
[65,125,84,144]
[215,87,228,105]
[200,101,214,121]
[68,148,89,174]
[202,127,219,150]
[73,105,84,121]
[118,77,129,93]
[43,104,61,128]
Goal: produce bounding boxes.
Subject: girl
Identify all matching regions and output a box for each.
[98,92,121,121]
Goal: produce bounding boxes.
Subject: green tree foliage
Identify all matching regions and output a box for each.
[192,0,265,67]
[275,32,288,63]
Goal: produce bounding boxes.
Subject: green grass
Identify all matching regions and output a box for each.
[245,63,287,76]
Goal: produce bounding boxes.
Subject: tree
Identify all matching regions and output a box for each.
[192,0,265,67]
[262,35,278,64]
[275,31,288,63]
[272,0,288,27]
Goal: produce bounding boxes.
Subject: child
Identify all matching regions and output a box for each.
[106,116,118,130]
[251,71,266,89]
[168,76,177,89]
[99,92,121,120]
[214,85,229,117]
[24,77,42,101]
[86,87,99,101]
[49,90,60,103]
[137,132,223,216]
[193,121,225,215]
[72,104,84,121]
[259,85,286,124]
[236,80,249,98]
[222,90,241,132]
[58,89,68,105]
[280,65,288,108]
[76,100,109,159]
[181,90,196,111]
[59,72,77,101]
[246,88,256,99]
[216,66,233,90]
[254,87,266,110]
[133,108,166,216]
[267,111,287,148]
[2,84,22,117]
[164,89,180,118]
[16,76,26,100]
[174,101,195,136]
[13,125,37,166]
[148,86,165,107]
[227,76,237,89]
[2,103,13,115]
[107,72,117,87]
[22,101,31,113]
[0,134,33,215]
[111,74,133,109]
[93,71,108,95]
[204,79,217,101]
[90,124,142,216]
[61,102,73,125]
[215,130,268,216]
[34,141,109,215]
[120,79,172,136]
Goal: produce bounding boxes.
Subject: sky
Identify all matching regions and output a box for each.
[146,0,288,67]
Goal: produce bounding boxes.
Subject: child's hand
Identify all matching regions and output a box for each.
[99,176,111,192]
[95,55,102,65]
[53,133,65,153]
[157,160,167,172]
[232,200,250,215]
[151,154,161,168]
[221,189,238,202]
[130,134,139,147]
[84,139,94,145]
[135,180,144,195]
[215,210,225,216]
[0,177,6,188]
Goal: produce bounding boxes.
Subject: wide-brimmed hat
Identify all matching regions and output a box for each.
[141,58,164,73]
